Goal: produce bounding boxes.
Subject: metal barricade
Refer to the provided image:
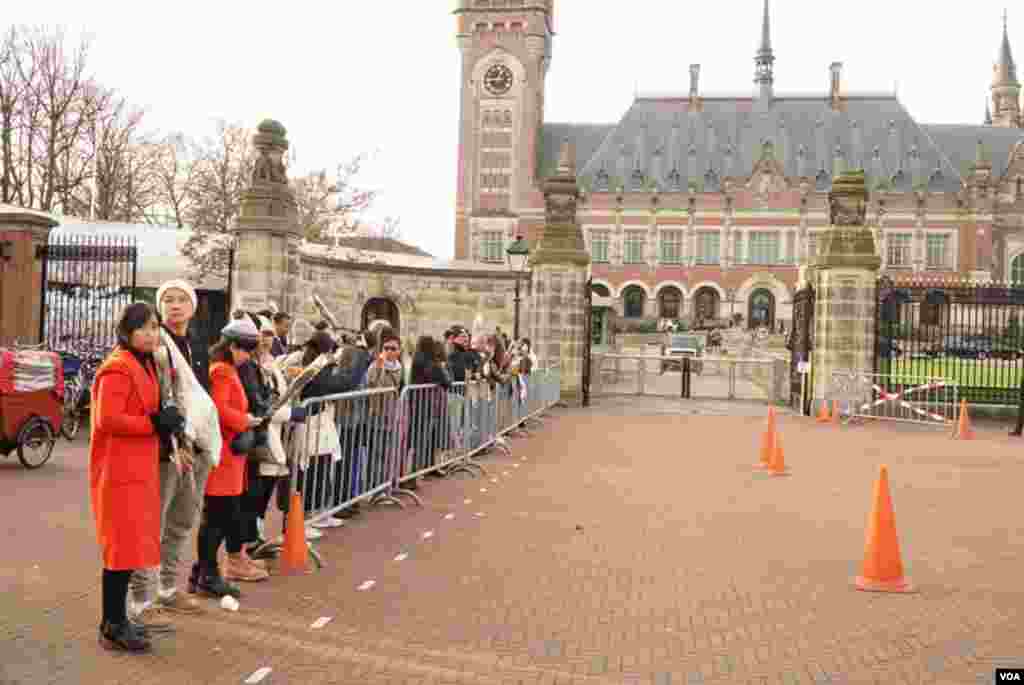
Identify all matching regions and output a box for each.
[828,369,959,432]
[286,369,563,532]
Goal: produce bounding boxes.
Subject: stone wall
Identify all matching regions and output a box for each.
[295,255,533,343]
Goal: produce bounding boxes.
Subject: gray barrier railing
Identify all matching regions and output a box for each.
[285,369,562,536]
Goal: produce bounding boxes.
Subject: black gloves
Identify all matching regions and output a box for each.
[151,406,185,438]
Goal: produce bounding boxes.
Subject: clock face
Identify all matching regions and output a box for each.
[483,64,513,95]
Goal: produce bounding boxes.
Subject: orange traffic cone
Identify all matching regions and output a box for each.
[816,402,831,423]
[854,465,914,593]
[278,492,312,575]
[831,401,841,425]
[758,407,776,468]
[954,399,974,440]
[769,432,789,476]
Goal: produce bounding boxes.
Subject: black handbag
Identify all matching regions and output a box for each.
[230,425,273,463]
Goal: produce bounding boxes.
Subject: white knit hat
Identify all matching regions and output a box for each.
[155,279,198,314]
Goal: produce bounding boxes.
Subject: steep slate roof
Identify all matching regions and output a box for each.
[571,94,966,193]
[328,235,434,257]
[540,96,1024,195]
[921,123,1023,178]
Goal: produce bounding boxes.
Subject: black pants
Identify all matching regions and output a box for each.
[197,495,242,572]
[102,568,132,625]
[239,461,279,545]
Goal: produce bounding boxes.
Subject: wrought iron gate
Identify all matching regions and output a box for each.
[582,277,593,407]
[38,233,138,354]
[787,284,815,415]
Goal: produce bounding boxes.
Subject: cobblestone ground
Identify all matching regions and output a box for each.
[1,400,1023,685]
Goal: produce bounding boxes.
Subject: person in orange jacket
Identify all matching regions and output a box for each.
[190,319,268,598]
[90,302,185,652]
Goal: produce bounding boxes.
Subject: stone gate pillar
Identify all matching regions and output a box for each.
[529,139,591,406]
[808,170,881,412]
[229,119,303,315]
[0,206,58,345]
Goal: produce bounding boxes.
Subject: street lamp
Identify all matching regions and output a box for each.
[506,235,530,340]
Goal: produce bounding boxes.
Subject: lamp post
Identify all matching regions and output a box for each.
[506,235,530,340]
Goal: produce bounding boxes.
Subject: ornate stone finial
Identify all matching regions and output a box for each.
[252,118,290,186]
[555,136,575,177]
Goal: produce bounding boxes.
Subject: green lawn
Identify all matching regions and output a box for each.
[888,357,1023,389]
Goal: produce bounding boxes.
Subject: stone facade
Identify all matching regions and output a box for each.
[529,138,590,404]
[453,0,1024,333]
[808,170,881,411]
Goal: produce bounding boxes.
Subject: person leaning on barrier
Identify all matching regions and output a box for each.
[408,336,452,488]
[362,330,405,485]
[447,326,481,383]
[91,302,182,653]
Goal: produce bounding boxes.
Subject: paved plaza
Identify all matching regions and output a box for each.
[2,401,1023,684]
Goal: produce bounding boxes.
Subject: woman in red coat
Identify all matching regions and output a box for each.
[90,302,185,652]
[189,318,266,599]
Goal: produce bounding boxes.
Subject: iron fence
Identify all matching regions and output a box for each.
[875,276,1024,406]
[38,233,138,355]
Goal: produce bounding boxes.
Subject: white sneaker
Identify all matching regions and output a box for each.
[311,518,344,529]
[304,526,323,540]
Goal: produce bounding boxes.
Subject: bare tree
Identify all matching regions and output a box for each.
[151,132,196,228]
[180,120,253,280]
[16,26,95,211]
[293,153,398,246]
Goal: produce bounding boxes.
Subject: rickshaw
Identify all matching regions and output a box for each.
[0,348,63,468]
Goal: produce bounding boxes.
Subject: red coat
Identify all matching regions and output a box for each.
[89,348,161,571]
[206,361,249,497]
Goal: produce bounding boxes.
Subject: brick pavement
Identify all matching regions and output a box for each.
[2,401,1023,684]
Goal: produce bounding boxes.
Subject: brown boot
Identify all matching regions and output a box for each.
[224,553,269,582]
[240,547,268,571]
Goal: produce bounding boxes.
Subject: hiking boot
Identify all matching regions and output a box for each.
[132,605,175,633]
[224,554,269,582]
[157,591,202,614]
[195,570,241,599]
[99,620,151,653]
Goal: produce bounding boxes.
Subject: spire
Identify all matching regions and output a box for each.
[994,9,1019,86]
[985,99,993,124]
[759,0,772,55]
[754,0,775,100]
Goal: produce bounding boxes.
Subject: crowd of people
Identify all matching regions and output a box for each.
[88,279,540,653]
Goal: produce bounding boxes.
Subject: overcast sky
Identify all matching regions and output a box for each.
[5,1,1020,258]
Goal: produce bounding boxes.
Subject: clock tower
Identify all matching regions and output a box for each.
[453,0,554,261]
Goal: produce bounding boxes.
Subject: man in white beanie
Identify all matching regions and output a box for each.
[128,279,217,631]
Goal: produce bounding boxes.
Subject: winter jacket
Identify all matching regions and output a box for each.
[206,362,250,497]
[89,347,161,571]
[447,347,481,383]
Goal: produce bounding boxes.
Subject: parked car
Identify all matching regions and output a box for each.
[660,333,704,374]
[942,335,1022,360]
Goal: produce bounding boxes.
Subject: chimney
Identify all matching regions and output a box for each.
[689,64,700,99]
[830,62,843,108]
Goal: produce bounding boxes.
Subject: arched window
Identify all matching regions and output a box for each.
[658,287,682,319]
[590,283,611,297]
[1012,254,1024,285]
[748,289,775,330]
[622,285,646,319]
[693,286,721,323]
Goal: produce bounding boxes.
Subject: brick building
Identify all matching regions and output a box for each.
[453,0,1024,339]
